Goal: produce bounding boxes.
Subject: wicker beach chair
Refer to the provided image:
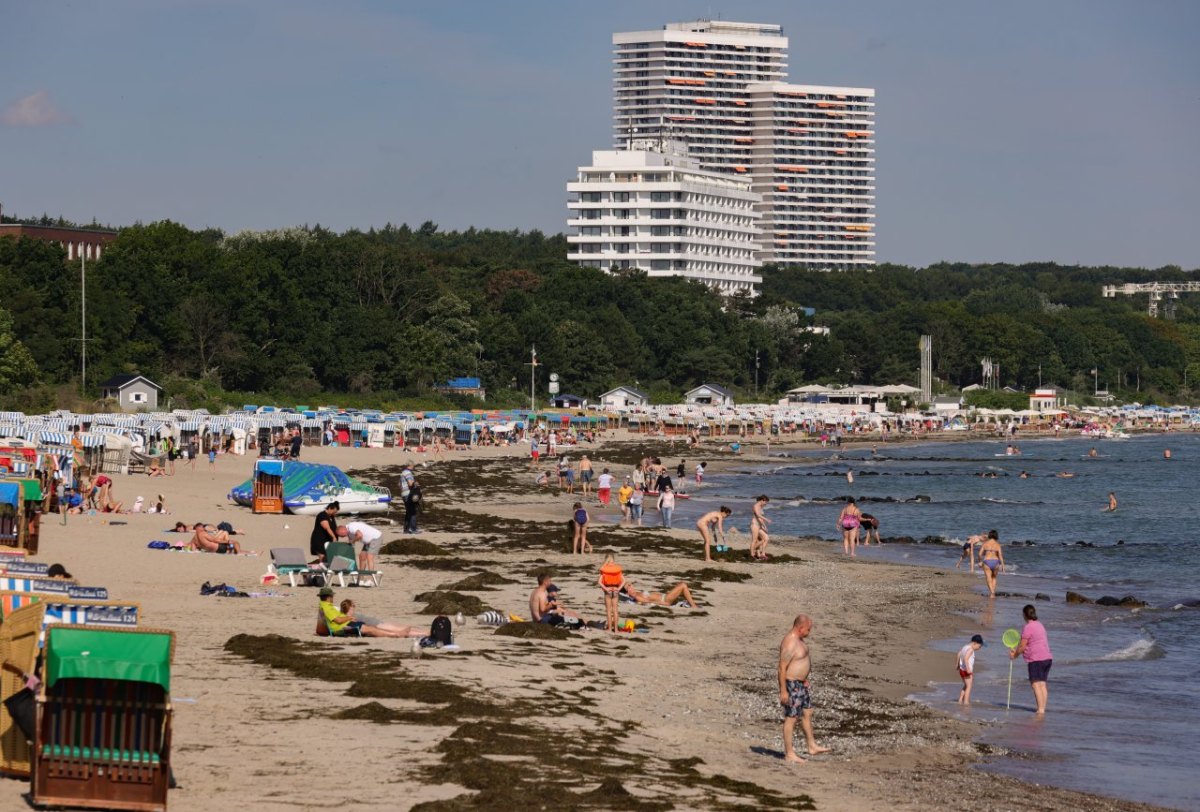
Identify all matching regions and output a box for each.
[33,625,175,812]
[0,600,45,777]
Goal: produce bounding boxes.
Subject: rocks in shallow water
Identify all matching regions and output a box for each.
[1036,593,1051,601]
[1097,595,1147,608]
[919,535,945,545]
[1075,541,1096,548]
[1067,591,1146,608]
[881,536,916,544]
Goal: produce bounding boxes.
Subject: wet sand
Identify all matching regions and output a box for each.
[0,434,1166,811]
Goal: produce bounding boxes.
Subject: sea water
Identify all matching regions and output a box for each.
[680,434,1200,810]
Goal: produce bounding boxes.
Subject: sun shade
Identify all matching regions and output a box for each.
[45,627,173,691]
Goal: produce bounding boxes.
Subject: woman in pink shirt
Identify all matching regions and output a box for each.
[1009,604,1053,714]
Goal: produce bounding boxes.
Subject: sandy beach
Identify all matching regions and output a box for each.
[0,433,1167,811]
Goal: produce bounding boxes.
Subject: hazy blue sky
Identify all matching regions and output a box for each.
[2,1,1197,267]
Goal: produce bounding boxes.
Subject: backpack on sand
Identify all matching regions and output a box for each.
[429,615,453,646]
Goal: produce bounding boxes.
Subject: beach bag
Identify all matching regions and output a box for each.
[3,687,35,741]
[430,615,453,646]
[147,540,171,550]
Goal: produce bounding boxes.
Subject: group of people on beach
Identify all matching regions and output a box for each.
[528,557,699,634]
[833,498,880,557]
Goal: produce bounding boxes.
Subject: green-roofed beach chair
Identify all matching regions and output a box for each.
[33,625,174,812]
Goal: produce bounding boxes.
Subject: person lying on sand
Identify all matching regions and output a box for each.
[187,523,246,554]
[172,521,245,535]
[622,581,698,608]
[338,599,423,637]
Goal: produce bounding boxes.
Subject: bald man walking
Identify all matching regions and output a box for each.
[778,614,832,763]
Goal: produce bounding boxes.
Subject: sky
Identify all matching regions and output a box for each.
[1,0,1198,268]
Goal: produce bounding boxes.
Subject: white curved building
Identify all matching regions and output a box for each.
[566,140,763,295]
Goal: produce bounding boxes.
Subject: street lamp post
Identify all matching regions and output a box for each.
[527,346,539,412]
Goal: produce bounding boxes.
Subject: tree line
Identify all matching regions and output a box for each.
[0,220,1197,410]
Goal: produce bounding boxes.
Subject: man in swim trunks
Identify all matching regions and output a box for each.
[529,573,582,625]
[977,529,1005,597]
[778,614,831,763]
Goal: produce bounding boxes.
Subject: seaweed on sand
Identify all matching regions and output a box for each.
[381,538,449,556]
[225,633,810,811]
[414,591,494,615]
[437,571,514,591]
[493,621,578,640]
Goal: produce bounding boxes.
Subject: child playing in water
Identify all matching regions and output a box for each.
[598,553,625,633]
[957,634,986,704]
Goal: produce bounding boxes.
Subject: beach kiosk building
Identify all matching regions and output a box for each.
[99,375,161,412]
[685,384,735,408]
[1030,387,1066,412]
[599,386,649,410]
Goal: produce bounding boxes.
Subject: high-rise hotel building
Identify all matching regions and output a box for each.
[611,20,875,271]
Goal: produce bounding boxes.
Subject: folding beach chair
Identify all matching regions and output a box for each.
[269,547,321,588]
[319,606,362,639]
[323,541,382,588]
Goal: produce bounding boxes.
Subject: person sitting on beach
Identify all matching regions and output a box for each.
[622,580,698,608]
[187,523,245,555]
[46,563,73,580]
[61,487,84,514]
[147,460,167,477]
[316,588,423,638]
[529,572,583,626]
[977,530,1005,597]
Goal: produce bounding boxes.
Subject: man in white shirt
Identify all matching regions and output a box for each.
[341,521,384,572]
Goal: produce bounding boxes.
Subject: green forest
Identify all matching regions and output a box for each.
[0,220,1198,411]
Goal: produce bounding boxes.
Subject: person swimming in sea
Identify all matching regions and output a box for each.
[1104,492,1118,512]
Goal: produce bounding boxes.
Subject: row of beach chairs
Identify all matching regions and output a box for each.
[269,542,382,588]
